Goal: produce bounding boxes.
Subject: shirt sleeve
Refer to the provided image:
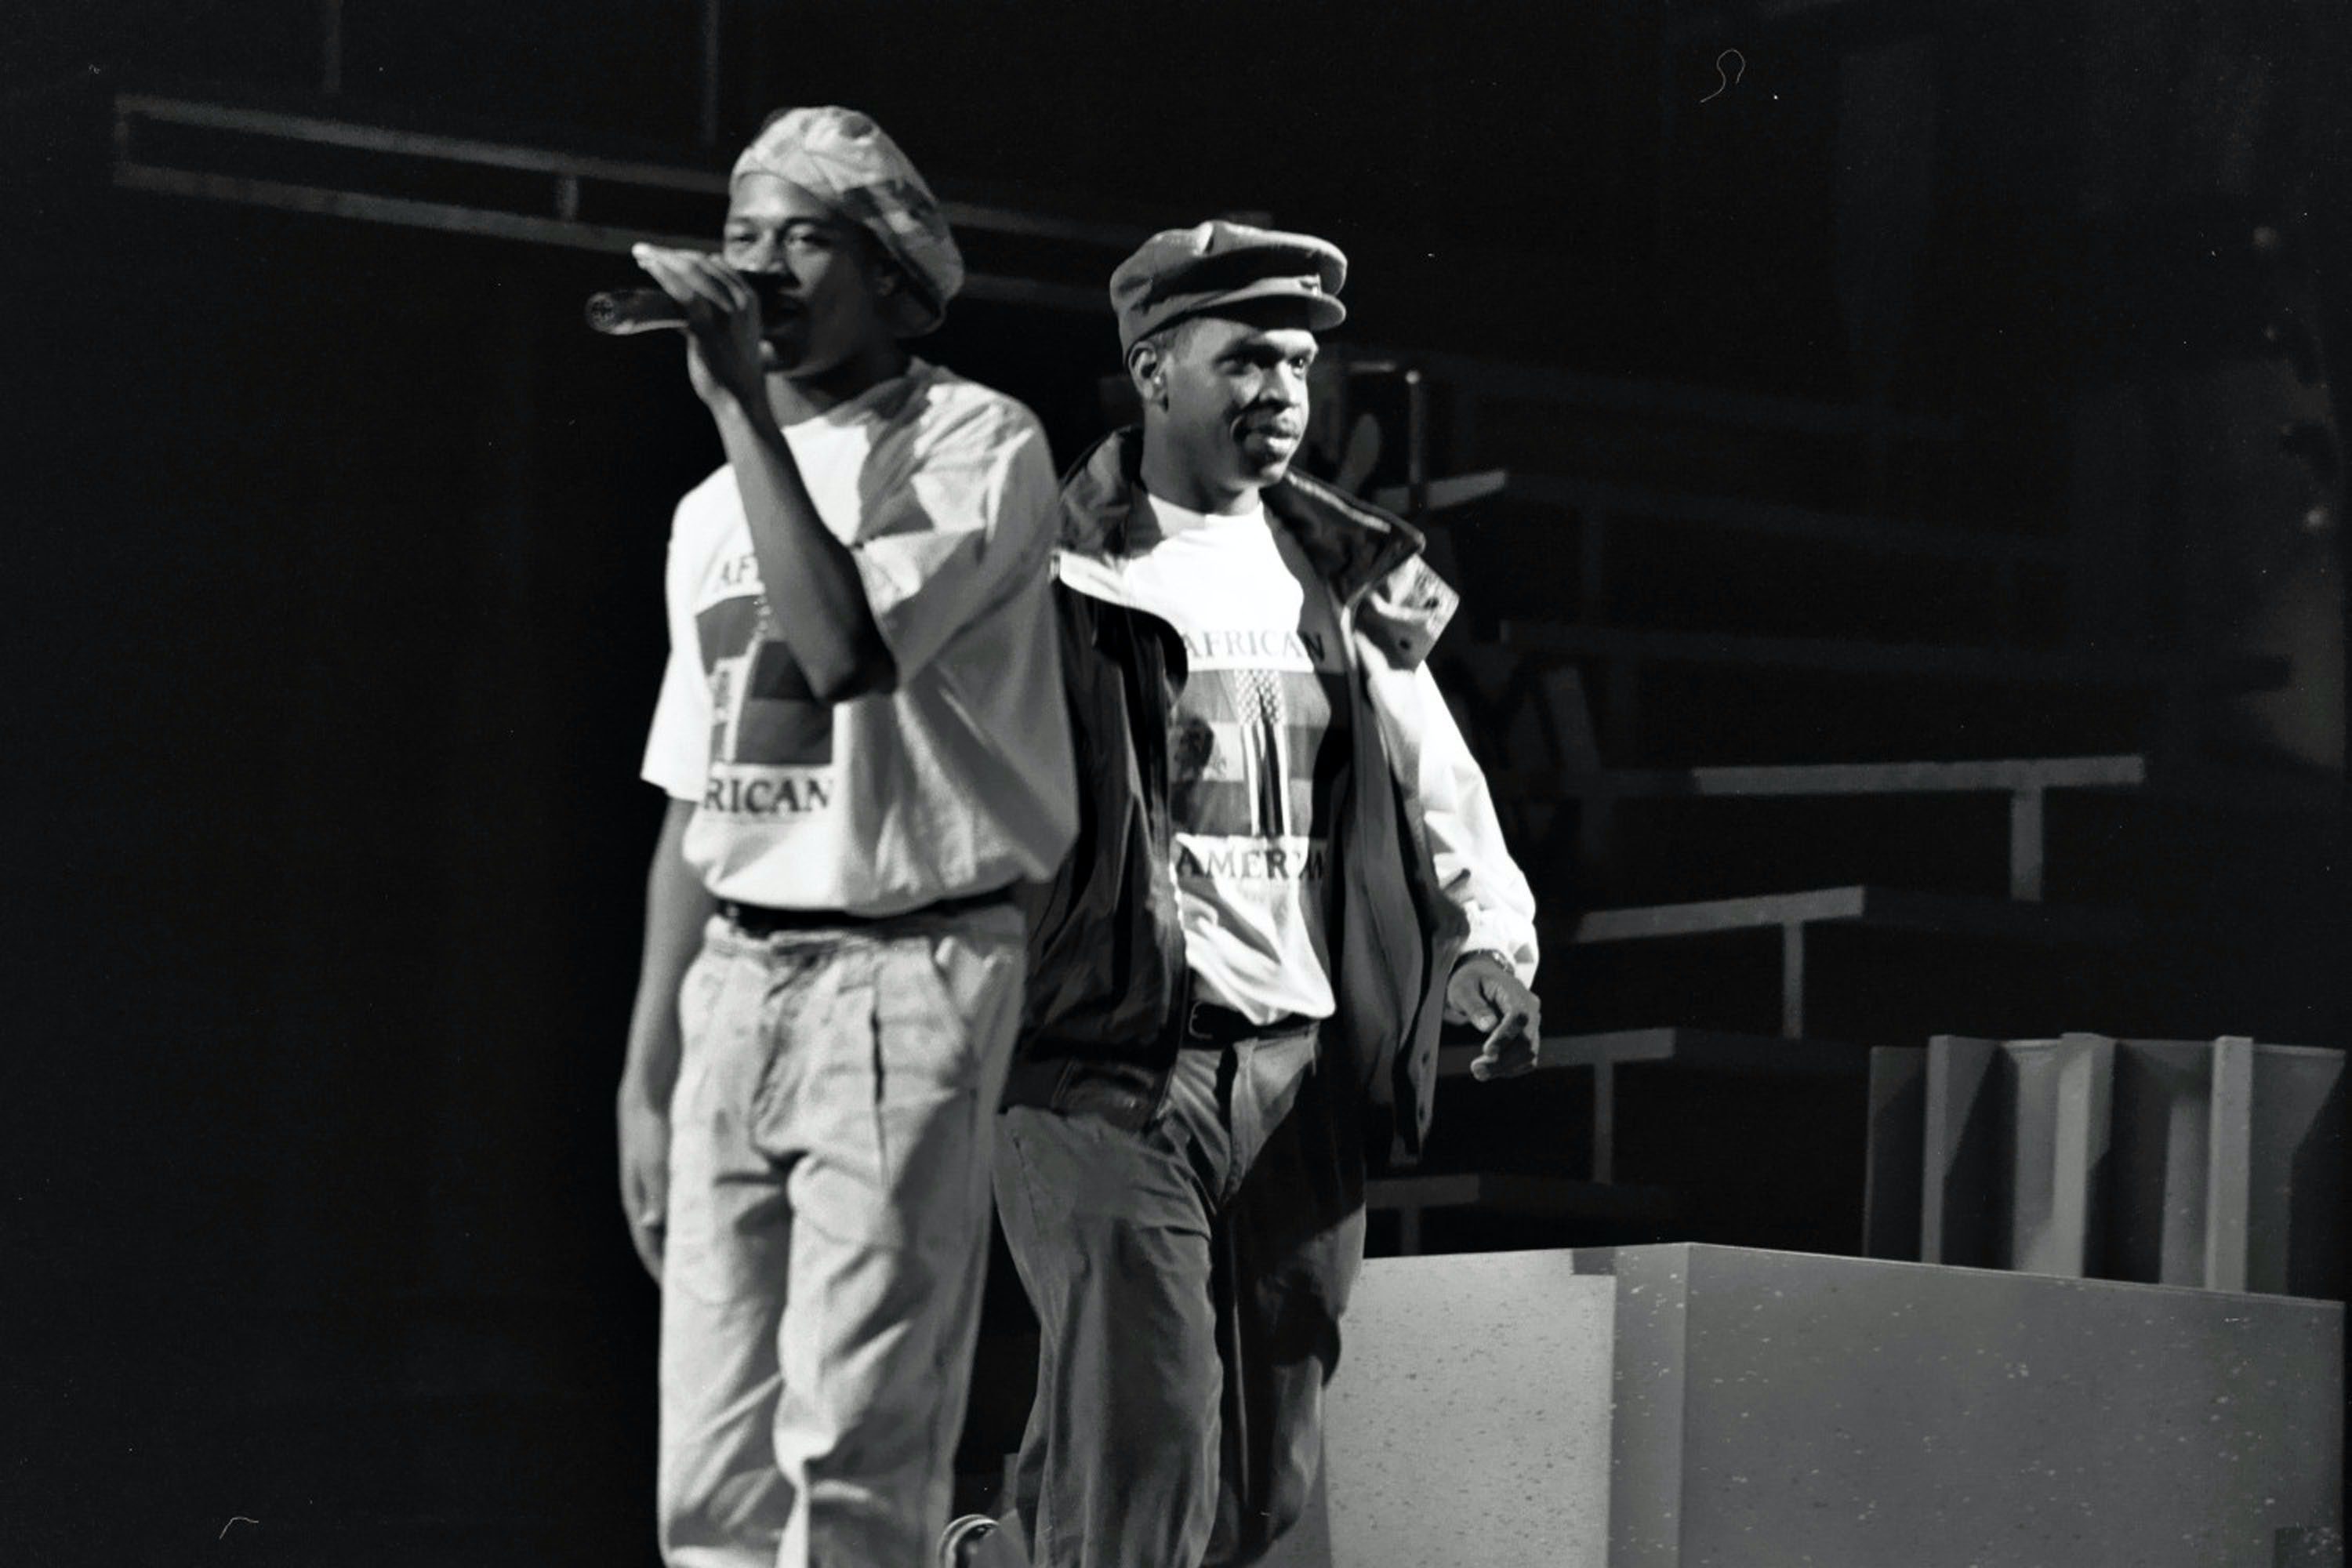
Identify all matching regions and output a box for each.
[849,402,1059,682]
[640,505,712,802]
[1365,657,1542,985]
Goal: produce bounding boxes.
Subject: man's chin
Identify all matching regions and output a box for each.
[1241,452,1295,485]
[760,324,822,368]
[1233,430,1300,485]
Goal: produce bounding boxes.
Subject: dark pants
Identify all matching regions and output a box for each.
[992,1028,1367,1568]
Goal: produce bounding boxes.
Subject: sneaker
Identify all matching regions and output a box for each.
[938,1514,999,1567]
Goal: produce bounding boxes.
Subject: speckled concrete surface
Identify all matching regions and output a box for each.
[1575,1243,2344,1568]
[1310,1250,1616,1568]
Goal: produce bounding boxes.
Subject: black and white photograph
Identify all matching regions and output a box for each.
[3,2,2345,1564]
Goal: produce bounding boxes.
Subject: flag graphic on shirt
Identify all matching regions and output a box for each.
[690,583,837,821]
[1169,658,1347,857]
[1147,568,1348,1019]
[695,590,833,768]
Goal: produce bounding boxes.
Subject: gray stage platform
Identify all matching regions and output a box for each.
[1576,1244,2342,1568]
[1281,1243,2340,1567]
[1311,1251,1615,1567]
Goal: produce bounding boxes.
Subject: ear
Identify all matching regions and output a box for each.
[1126,341,1168,410]
[856,234,904,300]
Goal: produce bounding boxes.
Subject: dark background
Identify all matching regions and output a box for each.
[2,2,2344,1562]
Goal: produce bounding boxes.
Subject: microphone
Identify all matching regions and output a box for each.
[586,289,688,336]
[585,274,798,336]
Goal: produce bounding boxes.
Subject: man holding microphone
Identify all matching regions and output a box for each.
[615,105,1075,1568]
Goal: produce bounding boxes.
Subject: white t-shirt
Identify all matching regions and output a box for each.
[1061,493,1350,1022]
[641,359,1076,916]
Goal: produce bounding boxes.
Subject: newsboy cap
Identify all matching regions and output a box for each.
[1109,220,1348,352]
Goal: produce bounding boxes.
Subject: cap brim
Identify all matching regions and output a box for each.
[1207,276,1348,328]
[1133,280,1346,347]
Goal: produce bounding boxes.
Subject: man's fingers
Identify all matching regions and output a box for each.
[669,252,757,310]
[630,250,702,305]
[1470,1040,1535,1080]
[630,1221,664,1282]
[1472,1024,1541,1082]
[1474,1006,1540,1076]
[1457,964,1541,1070]
[1479,1003,1534,1051]
[623,1181,665,1279]
[700,260,758,314]
[619,1148,668,1281]
[654,249,757,314]
[633,249,738,314]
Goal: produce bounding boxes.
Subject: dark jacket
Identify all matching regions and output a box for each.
[1015,429,1478,1160]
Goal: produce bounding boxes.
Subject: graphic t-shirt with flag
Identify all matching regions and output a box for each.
[1065,493,1351,1024]
[640,360,1076,916]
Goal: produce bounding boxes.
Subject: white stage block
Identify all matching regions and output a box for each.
[1309,1250,1615,1568]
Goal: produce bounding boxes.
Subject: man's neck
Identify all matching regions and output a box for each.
[1138,431,1263,517]
[764,339,913,426]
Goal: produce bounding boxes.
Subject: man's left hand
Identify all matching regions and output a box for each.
[1446,953,1541,1081]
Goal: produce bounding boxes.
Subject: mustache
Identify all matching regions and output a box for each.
[1233,404,1302,437]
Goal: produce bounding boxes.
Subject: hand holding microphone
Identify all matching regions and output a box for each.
[614,244,774,410]
[586,261,796,335]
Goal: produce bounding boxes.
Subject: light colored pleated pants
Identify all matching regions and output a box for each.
[659,904,1023,1568]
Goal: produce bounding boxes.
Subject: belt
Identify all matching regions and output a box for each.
[1180,999,1312,1048]
[719,884,1014,937]
[1000,1056,1160,1129]
[1000,1002,1312,1117]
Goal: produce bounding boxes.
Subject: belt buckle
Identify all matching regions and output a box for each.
[1184,999,1217,1041]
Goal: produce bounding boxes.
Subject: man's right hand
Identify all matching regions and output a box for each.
[617,1086,672,1282]
[620,797,710,1285]
[630,243,770,415]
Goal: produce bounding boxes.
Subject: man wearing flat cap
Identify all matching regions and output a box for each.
[952,221,1541,1567]
[615,104,1076,1567]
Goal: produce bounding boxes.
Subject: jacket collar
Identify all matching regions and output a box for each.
[1057,427,1427,609]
